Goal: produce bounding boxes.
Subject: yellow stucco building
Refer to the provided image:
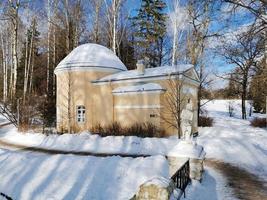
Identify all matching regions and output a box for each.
[55,43,200,136]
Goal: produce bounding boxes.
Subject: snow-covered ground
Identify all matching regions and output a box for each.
[0,149,168,200]
[0,99,266,199]
[198,100,267,180]
[182,167,237,200]
[0,125,178,156]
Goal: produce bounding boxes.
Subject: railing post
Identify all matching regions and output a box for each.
[170,159,191,198]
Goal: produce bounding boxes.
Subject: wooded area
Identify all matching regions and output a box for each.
[0,0,266,131]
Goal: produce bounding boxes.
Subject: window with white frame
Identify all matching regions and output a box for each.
[77,106,85,123]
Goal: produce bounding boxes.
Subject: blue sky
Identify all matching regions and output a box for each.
[24,0,255,89]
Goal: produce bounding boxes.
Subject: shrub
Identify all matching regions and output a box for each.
[250,118,266,128]
[198,116,213,127]
[126,123,144,136]
[91,122,165,138]
[91,123,104,134]
[105,121,123,136]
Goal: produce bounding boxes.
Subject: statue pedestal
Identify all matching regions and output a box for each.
[167,140,205,181]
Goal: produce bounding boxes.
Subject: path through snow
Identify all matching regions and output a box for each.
[198,100,267,180]
[206,159,267,200]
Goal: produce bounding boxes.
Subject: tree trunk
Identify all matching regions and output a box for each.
[197,64,203,124]
[12,17,18,99]
[47,0,51,93]
[112,0,117,54]
[0,33,8,103]
[64,0,71,53]
[29,49,34,94]
[93,1,102,43]
[25,20,35,98]
[23,35,28,103]
[171,11,178,67]
[241,76,247,119]
[53,25,56,96]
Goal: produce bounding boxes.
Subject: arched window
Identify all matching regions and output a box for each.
[77,106,85,123]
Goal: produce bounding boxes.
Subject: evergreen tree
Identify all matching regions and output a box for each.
[132,0,166,67]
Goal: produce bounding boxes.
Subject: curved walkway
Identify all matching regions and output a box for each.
[205,159,267,200]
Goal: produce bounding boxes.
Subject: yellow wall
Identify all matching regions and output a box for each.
[56,70,199,137]
[113,92,162,127]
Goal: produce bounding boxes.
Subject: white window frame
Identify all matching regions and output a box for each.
[77,105,86,123]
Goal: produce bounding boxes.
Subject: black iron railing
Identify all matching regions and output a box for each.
[0,192,12,200]
[171,159,190,198]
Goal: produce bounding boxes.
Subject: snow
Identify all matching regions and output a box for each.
[168,141,205,159]
[0,126,179,156]
[1,99,266,199]
[112,83,165,94]
[0,149,168,200]
[94,64,194,83]
[142,176,171,188]
[182,167,237,200]
[54,43,127,74]
[198,99,267,180]
[0,114,8,125]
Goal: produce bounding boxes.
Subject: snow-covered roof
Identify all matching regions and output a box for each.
[112,83,165,95]
[92,64,196,83]
[54,43,127,74]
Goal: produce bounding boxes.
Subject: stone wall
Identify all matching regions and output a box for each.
[131,177,180,200]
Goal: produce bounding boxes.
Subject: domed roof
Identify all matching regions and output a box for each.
[54,43,127,74]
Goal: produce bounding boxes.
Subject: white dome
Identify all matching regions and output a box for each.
[55,43,127,74]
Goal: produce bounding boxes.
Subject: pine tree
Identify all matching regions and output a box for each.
[132,0,166,67]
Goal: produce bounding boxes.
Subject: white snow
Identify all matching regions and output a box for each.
[0,114,8,125]
[54,43,127,73]
[182,167,237,200]
[168,141,205,159]
[1,100,266,181]
[112,83,165,94]
[0,126,179,156]
[0,149,168,200]
[1,99,266,199]
[142,176,171,188]
[95,64,194,82]
[199,99,267,180]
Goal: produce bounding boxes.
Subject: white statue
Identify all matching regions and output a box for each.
[181,101,194,142]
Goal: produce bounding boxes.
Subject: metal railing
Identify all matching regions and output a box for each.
[0,192,12,200]
[171,159,190,198]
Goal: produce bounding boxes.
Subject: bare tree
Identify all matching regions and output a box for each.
[47,0,51,92]
[7,0,21,100]
[0,103,18,126]
[223,0,266,28]
[90,0,104,43]
[104,0,124,54]
[23,18,36,103]
[160,75,191,139]
[57,70,75,133]
[167,0,188,66]
[0,31,8,103]
[186,0,217,121]
[219,26,264,119]
[61,0,83,53]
